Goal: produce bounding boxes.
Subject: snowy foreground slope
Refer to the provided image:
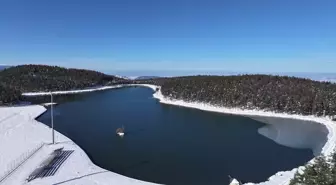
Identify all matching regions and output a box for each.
[7,84,336,185]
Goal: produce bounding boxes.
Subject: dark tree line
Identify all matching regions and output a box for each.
[0,84,22,105]
[1,65,336,118]
[140,75,336,117]
[0,65,129,105]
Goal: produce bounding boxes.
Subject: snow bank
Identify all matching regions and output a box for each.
[22,85,126,96]
[20,84,336,185]
[22,84,157,96]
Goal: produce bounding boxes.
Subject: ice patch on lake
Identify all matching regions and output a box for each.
[250,116,327,156]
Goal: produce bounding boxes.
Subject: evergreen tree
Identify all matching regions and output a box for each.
[329,151,336,183]
[290,153,336,185]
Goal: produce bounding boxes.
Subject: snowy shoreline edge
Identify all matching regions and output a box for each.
[23,84,336,185]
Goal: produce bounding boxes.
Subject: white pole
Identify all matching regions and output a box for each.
[51,92,55,144]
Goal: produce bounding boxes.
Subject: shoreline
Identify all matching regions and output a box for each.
[22,85,127,96]
[22,84,336,185]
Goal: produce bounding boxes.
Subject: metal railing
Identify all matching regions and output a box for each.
[0,143,45,184]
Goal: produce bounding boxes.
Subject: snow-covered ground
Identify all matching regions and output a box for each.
[22,85,126,96]
[4,84,335,185]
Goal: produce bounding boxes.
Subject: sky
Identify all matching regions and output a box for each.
[0,0,335,75]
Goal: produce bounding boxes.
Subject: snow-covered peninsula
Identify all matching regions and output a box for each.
[2,84,335,185]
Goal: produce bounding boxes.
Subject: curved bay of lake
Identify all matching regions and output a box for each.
[37,87,322,185]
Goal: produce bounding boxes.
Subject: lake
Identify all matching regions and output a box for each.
[37,87,317,185]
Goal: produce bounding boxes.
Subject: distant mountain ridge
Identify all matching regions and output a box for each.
[135,76,160,80]
[116,71,336,83]
[0,65,10,70]
[114,75,132,80]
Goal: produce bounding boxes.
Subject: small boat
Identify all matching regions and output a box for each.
[229,179,239,185]
[228,175,241,185]
[116,126,125,137]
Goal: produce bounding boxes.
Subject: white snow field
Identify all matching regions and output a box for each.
[6,83,335,185]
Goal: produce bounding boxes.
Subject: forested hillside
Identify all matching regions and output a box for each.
[1,65,336,118]
[0,65,10,71]
[141,75,336,117]
[0,65,128,105]
[0,84,22,105]
[135,76,161,80]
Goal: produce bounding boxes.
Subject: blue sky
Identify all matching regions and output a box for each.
[0,0,335,75]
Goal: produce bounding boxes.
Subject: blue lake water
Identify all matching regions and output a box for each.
[37,87,316,185]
